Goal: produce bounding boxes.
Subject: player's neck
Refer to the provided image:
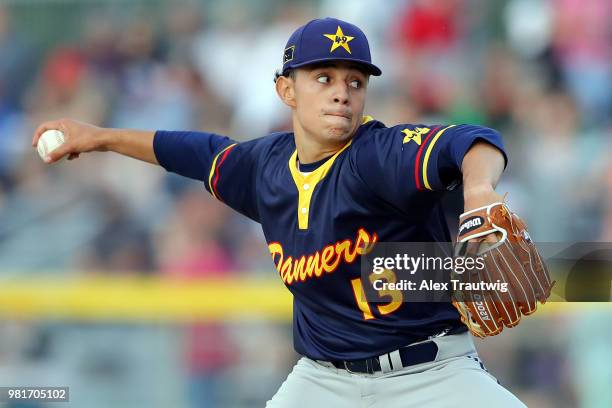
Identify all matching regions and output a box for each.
[292,124,348,164]
[295,139,342,164]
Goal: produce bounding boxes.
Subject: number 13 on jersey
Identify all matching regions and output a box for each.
[351,269,403,320]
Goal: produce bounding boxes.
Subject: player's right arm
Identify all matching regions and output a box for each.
[32,118,261,222]
[32,119,159,165]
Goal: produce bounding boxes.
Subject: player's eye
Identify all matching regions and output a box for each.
[349,80,362,89]
[316,75,329,84]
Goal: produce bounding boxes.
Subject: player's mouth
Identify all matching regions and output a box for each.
[324,111,352,120]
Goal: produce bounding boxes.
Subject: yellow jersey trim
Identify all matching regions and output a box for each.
[288,140,353,230]
[422,125,456,190]
[362,115,374,124]
[208,143,237,200]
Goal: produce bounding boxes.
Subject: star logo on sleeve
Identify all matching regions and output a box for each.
[402,127,430,145]
[323,26,354,54]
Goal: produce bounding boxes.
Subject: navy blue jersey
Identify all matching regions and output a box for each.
[154,118,507,360]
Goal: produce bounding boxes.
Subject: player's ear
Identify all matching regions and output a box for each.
[275,75,296,108]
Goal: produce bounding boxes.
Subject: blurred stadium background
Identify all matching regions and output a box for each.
[0,0,610,407]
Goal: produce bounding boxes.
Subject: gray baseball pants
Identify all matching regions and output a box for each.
[266,332,525,407]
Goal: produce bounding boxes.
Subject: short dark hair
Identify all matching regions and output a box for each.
[274,68,296,83]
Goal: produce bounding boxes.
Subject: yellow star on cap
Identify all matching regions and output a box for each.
[323,26,354,54]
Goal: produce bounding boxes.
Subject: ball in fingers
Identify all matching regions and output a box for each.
[37,129,66,162]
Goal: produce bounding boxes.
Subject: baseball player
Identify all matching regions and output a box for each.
[34,18,552,407]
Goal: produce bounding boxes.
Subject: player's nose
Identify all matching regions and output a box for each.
[331,83,350,105]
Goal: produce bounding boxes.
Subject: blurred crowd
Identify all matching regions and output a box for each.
[0,0,610,407]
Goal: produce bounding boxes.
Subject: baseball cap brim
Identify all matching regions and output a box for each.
[286,57,382,76]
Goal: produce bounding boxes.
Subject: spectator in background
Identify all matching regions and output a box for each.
[568,310,612,407]
[503,0,554,62]
[0,108,28,192]
[192,6,311,138]
[0,6,37,113]
[398,0,462,51]
[478,45,520,130]
[191,6,252,129]
[155,187,234,275]
[110,16,194,130]
[161,4,232,136]
[551,0,611,124]
[95,16,194,219]
[511,88,608,241]
[25,47,108,126]
[392,0,466,115]
[227,6,307,137]
[80,14,123,104]
[0,6,36,191]
[1,39,116,271]
[162,2,205,65]
[155,187,237,408]
[75,190,156,273]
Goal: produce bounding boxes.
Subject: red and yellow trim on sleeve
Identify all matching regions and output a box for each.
[414,125,456,191]
[208,143,237,201]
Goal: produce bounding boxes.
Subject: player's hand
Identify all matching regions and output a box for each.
[32,118,109,163]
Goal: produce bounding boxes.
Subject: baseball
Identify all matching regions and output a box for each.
[37,129,66,162]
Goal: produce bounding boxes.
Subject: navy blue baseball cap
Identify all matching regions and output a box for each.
[281,17,382,77]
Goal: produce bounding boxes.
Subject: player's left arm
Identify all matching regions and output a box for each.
[449,129,555,338]
[460,141,506,213]
[398,123,554,336]
[351,123,509,214]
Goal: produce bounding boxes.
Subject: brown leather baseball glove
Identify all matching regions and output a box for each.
[452,201,555,338]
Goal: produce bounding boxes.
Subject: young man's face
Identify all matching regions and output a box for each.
[284,62,369,147]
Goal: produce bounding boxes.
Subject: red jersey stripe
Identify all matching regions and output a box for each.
[414,126,439,191]
[212,144,236,201]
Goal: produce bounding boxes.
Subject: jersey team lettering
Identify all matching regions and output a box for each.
[269,228,378,285]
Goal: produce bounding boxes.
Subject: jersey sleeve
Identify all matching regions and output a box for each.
[352,123,507,208]
[153,130,261,222]
[415,124,508,191]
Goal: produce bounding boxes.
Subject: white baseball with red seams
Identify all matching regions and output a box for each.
[37,129,66,162]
